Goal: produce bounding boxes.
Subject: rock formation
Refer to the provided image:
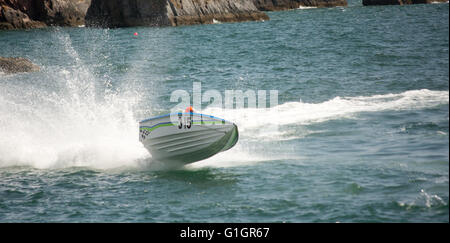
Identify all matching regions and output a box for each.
[85,0,269,27]
[0,57,40,74]
[0,0,91,30]
[252,0,348,11]
[362,0,448,5]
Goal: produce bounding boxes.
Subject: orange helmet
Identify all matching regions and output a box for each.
[185,106,194,113]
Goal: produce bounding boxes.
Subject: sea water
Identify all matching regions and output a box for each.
[0,2,448,222]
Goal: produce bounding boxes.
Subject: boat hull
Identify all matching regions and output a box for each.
[139,113,238,164]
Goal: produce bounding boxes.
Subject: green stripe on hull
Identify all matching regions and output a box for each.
[140,123,174,132]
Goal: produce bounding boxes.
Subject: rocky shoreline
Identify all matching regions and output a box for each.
[0,0,91,30]
[1,0,348,29]
[1,0,448,29]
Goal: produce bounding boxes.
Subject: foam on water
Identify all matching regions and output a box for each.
[398,189,448,210]
[187,146,298,169]
[203,89,449,140]
[298,6,317,10]
[189,89,448,168]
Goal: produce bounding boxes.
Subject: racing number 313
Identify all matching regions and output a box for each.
[178,113,192,129]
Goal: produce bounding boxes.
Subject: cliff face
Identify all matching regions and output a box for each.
[85,0,170,27]
[362,0,447,5]
[252,0,348,11]
[85,0,269,28]
[167,0,269,26]
[0,0,91,30]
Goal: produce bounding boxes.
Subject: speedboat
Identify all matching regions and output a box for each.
[139,111,238,164]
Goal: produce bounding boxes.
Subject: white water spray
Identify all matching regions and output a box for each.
[0,31,149,169]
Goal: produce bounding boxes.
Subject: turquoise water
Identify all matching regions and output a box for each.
[0,3,448,222]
